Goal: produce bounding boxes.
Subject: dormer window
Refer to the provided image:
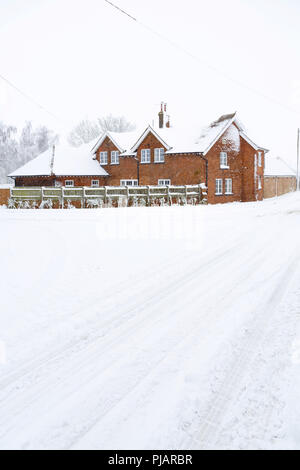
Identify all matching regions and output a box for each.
[141,149,151,163]
[220,152,228,168]
[111,151,119,165]
[154,148,165,163]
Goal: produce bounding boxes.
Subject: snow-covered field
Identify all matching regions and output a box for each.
[1,194,300,450]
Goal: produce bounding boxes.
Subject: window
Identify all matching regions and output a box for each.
[111,151,120,165]
[258,176,262,190]
[91,180,99,187]
[120,180,138,186]
[100,151,108,165]
[225,178,233,195]
[65,180,74,187]
[141,149,151,163]
[220,152,228,168]
[158,179,171,186]
[154,148,165,163]
[215,178,223,195]
[258,152,262,167]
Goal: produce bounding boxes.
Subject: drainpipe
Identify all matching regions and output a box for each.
[199,153,208,187]
[134,156,140,185]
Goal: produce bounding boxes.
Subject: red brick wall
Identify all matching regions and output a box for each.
[136,132,206,186]
[15,176,55,187]
[14,175,107,187]
[205,124,265,204]
[0,188,10,206]
[96,132,206,186]
[96,137,138,185]
[205,124,242,204]
[54,176,108,187]
[241,137,265,202]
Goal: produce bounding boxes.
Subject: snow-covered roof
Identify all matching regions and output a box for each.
[264,156,296,177]
[91,114,245,156]
[91,129,144,156]
[90,114,246,157]
[193,113,241,155]
[9,141,109,178]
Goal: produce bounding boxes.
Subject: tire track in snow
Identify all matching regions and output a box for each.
[0,237,263,448]
[0,248,186,387]
[184,256,299,450]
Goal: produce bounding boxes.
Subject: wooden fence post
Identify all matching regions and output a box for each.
[166,185,169,205]
[147,186,150,206]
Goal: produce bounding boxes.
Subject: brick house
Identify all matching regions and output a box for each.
[9,105,268,204]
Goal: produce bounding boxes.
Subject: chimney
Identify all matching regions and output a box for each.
[158,102,164,128]
[158,102,170,129]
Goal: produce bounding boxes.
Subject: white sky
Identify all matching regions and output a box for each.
[0,0,300,166]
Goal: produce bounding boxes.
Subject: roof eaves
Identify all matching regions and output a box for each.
[240,132,269,153]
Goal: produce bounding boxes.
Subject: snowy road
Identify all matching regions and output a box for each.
[1,194,300,449]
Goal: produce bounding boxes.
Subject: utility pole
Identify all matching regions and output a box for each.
[297,128,300,191]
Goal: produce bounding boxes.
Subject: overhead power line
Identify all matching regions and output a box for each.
[0,72,61,122]
[103,0,300,118]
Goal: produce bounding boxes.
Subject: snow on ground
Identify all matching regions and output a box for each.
[0,193,300,450]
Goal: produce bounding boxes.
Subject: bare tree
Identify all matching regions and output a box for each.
[68,115,136,147]
[98,114,136,133]
[0,120,57,184]
[68,119,101,147]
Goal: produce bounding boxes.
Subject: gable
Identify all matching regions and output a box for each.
[91,132,124,154]
[131,126,171,152]
[196,113,239,155]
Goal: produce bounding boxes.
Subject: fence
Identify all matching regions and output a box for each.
[9,184,207,209]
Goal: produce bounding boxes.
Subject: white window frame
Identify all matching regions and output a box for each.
[225,178,233,195]
[158,179,171,186]
[154,148,165,163]
[65,180,74,187]
[120,180,138,187]
[220,152,229,169]
[141,149,151,164]
[258,152,262,167]
[91,180,99,187]
[111,151,120,165]
[100,151,108,165]
[215,178,223,195]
